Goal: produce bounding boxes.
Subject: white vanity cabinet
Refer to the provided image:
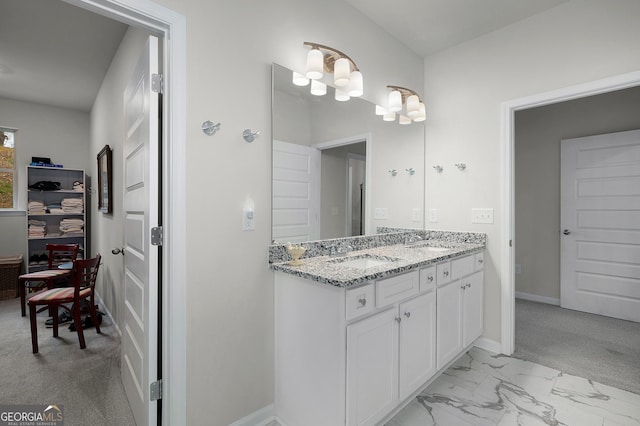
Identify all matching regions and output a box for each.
[274,249,482,426]
[436,253,484,369]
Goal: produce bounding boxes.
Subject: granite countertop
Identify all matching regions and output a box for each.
[270,240,484,288]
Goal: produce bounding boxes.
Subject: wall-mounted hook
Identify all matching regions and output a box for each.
[202,120,221,136]
[454,163,467,171]
[433,165,443,173]
[405,168,415,175]
[388,169,398,176]
[243,129,260,143]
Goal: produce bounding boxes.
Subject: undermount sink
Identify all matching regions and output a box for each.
[329,254,398,270]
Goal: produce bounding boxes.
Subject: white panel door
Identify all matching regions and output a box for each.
[561,129,640,322]
[272,140,320,243]
[399,291,436,401]
[122,36,160,426]
[346,308,398,426]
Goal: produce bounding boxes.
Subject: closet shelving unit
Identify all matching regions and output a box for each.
[26,166,88,273]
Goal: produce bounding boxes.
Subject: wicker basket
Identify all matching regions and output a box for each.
[0,255,23,300]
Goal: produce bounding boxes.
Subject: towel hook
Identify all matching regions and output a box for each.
[202,120,221,136]
[243,129,260,143]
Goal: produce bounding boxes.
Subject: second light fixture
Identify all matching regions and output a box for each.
[377,86,426,124]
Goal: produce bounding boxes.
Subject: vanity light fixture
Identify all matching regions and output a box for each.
[302,42,363,98]
[382,86,426,124]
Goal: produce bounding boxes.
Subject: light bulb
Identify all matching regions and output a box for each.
[310,79,326,96]
[388,90,402,112]
[335,88,350,101]
[306,49,323,80]
[333,57,350,87]
[292,71,309,86]
[399,115,411,125]
[375,105,387,116]
[347,70,363,97]
[413,102,426,122]
[383,111,396,122]
[406,94,420,117]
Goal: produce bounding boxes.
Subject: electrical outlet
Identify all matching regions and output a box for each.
[412,208,422,222]
[374,208,388,220]
[428,208,438,223]
[471,208,494,224]
[515,264,522,274]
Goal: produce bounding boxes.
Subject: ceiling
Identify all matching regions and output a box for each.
[0,0,569,112]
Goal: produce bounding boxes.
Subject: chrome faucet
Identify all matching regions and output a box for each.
[330,243,353,257]
[404,234,423,245]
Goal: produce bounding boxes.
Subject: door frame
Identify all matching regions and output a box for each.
[67,0,187,424]
[314,133,371,234]
[500,70,640,355]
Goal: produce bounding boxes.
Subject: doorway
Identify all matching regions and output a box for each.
[63,1,187,424]
[501,70,640,355]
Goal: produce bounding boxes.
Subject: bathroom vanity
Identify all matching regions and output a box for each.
[270,231,485,426]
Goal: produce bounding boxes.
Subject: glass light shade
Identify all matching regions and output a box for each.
[413,103,426,122]
[333,57,350,87]
[406,94,420,117]
[399,115,411,125]
[388,90,402,112]
[375,105,387,116]
[335,88,350,101]
[347,71,363,97]
[382,111,396,122]
[310,79,326,96]
[292,71,309,86]
[306,49,324,80]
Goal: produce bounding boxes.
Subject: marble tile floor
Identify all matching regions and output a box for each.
[387,347,640,426]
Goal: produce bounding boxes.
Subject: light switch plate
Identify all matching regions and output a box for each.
[242,208,255,231]
[471,208,494,224]
[374,208,388,220]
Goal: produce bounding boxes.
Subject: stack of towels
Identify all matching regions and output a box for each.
[48,203,64,214]
[59,218,84,236]
[61,197,83,214]
[28,200,46,215]
[28,219,46,237]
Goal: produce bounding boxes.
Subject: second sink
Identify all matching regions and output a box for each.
[329,254,398,270]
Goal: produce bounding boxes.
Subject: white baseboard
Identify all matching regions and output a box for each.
[228,404,276,426]
[94,292,121,336]
[515,292,560,306]
[474,337,502,354]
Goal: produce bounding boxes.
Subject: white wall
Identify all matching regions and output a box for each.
[89,27,150,331]
[0,98,89,259]
[515,86,640,300]
[423,0,640,343]
[153,0,423,424]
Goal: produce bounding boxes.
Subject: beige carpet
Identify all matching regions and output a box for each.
[0,297,136,425]
[514,298,640,395]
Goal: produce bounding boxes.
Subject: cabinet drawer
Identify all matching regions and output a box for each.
[376,270,419,308]
[346,283,375,321]
[451,255,475,280]
[474,252,484,271]
[419,265,436,292]
[436,262,451,285]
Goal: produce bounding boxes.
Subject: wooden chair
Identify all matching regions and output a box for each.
[18,243,79,317]
[28,254,102,354]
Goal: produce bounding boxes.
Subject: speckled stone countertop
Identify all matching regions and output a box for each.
[270,230,485,288]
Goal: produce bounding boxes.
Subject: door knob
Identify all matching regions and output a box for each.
[563,229,571,235]
[111,248,125,255]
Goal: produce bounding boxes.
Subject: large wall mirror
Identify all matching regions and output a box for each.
[272,63,425,243]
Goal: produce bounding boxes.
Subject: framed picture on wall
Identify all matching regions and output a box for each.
[97,144,112,214]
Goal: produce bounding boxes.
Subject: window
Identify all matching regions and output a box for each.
[0,129,17,209]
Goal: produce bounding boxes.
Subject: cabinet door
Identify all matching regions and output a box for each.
[463,271,484,347]
[399,291,436,400]
[347,308,398,426]
[436,280,463,370]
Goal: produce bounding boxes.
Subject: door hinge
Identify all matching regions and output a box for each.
[151,226,163,246]
[150,379,162,401]
[152,73,163,94]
